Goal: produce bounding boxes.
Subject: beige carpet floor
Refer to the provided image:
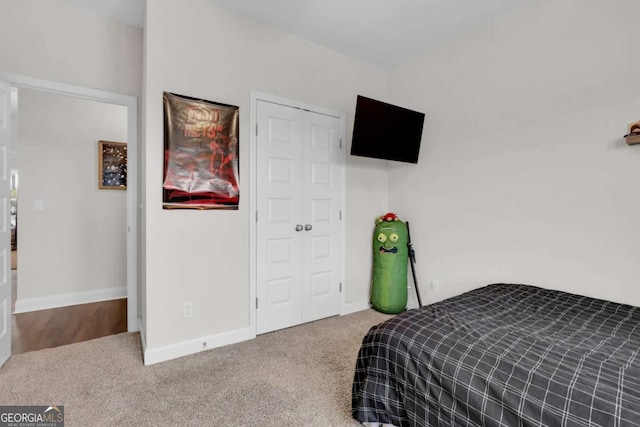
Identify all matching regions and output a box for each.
[0,309,392,426]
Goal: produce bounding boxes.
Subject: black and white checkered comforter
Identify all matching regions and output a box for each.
[352,284,640,426]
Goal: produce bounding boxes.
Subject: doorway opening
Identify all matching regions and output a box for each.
[1,73,138,359]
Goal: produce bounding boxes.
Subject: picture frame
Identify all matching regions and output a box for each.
[98,140,127,190]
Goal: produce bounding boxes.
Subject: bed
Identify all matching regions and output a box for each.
[352,284,640,426]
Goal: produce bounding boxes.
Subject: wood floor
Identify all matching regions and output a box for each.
[12,299,128,355]
[10,250,128,355]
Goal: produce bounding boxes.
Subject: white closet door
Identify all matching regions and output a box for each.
[256,101,303,334]
[0,77,11,367]
[256,100,342,335]
[301,111,341,323]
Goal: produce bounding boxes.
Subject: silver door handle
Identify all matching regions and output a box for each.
[295,224,303,232]
[304,224,312,231]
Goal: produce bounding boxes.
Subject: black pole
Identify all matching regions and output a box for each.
[406,221,423,308]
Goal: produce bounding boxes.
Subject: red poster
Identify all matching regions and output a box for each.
[163,92,239,209]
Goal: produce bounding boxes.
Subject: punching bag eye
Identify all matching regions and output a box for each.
[389,233,399,243]
[377,233,387,243]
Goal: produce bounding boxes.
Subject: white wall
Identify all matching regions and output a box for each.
[0,0,142,97]
[16,88,127,300]
[388,0,640,306]
[144,0,389,349]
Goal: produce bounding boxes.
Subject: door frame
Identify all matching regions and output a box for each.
[3,72,139,332]
[249,92,346,335]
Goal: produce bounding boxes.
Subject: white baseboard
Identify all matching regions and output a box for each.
[143,326,255,366]
[341,299,370,315]
[13,286,127,314]
[142,300,371,366]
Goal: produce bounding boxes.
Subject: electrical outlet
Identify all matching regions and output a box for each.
[431,279,440,292]
[183,302,193,318]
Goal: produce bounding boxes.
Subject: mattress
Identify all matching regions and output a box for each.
[352,284,640,426]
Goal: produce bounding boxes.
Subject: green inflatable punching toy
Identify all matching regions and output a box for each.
[370,212,408,314]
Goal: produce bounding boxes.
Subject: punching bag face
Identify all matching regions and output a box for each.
[375,223,407,259]
[371,217,408,314]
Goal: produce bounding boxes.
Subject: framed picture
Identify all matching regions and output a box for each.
[162,92,239,209]
[98,140,127,190]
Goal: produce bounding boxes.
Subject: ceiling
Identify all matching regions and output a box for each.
[67,0,527,69]
[207,0,527,69]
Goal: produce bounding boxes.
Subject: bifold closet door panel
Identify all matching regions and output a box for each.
[256,101,304,334]
[301,111,341,323]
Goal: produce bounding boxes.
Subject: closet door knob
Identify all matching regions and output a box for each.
[304,224,312,231]
[295,224,303,232]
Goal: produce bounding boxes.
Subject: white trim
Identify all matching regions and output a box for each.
[249,92,346,336]
[251,91,343,119]
[341,299,371,315]
[14,286,127,314]
[2,74,134,106]
[249,93,258,337]
[2,72,139,332]
[143,326,255,366]
[138,317,147,355]
[125,97,138,333]
[337,110,347,317]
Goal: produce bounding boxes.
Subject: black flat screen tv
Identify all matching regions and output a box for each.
[350,95,425,164]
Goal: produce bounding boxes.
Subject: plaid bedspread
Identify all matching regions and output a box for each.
[352,284,640,426]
